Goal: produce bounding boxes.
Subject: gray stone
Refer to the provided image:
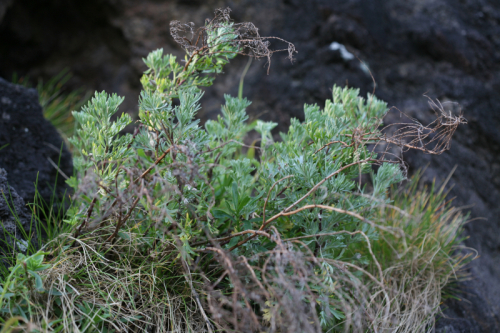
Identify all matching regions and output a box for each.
[0,78,73,207]
[0,0,14,24]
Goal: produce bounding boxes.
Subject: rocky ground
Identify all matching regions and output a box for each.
[1,0,499,331]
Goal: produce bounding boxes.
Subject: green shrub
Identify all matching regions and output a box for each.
[0,8,470,333]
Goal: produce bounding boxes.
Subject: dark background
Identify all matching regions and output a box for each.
[1,0,499,331]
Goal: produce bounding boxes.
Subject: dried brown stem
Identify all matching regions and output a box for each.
[134,147,171,184]
[73,197,97,239]
[284,158,374,213]
[261,175,294,229]
[194,229,272,250]
[105,194,141,243]
[285,230,384,282]
[314,140,351,154]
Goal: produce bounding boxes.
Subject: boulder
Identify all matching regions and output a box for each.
[0,0,14,24]
[0,78,73,207]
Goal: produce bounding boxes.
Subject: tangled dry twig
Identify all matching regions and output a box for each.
[170,7,297,74]
[379,96,467,155]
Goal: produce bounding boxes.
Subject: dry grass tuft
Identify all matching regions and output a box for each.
[36,228,207,332]
[357,175,474,332]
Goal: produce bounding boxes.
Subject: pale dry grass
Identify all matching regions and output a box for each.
[362,177,474,333]
[33,229,208,332]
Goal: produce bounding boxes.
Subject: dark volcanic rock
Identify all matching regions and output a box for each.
[0,0,499,331]
[0,168,33,254]
[0,78,73,206]
[0,0,14,24]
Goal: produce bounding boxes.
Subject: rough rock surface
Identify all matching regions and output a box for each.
[0,0,499,331]
[0,0,14,23]
[0,78,73,206]
[0,168,32,254]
